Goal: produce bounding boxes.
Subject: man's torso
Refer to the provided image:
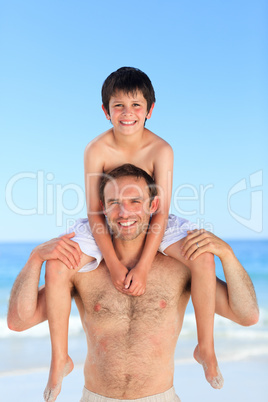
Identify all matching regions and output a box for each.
[72,254,191,399]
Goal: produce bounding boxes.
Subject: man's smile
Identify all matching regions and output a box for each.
[118,220,137,227]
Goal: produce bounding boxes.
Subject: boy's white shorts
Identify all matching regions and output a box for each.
[62,214,197,273]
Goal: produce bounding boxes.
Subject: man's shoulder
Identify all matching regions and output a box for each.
[154,253,191,277]
[150,253,191,297]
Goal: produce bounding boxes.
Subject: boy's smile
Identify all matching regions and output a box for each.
[102,90,154,135]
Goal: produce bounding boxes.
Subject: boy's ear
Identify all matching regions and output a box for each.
[102,104,110,120]
[146,103,155,120]
[149,196,159,214]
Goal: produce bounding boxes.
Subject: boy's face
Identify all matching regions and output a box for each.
[102,90,154,135]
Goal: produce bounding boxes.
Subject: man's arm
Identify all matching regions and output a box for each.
[7,233,82,331]
[181,229,259,326]
[7,253,46,331]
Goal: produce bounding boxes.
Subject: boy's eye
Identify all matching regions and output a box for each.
[133,103,140,107]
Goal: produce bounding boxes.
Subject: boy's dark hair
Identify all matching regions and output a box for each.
[99,163,157,206]
[101,67,156,114]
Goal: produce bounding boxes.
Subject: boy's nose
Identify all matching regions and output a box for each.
[122,106,132,115]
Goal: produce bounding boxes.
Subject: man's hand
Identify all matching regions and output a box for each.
[181,229,233,261]
[123,264,148,296]
[32,232,82,269]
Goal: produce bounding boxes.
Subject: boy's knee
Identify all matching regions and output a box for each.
[198,252,215,266]
[188,252,215,272]
[45,259,70,283]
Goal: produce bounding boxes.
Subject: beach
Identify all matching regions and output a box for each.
[1,240,268,401]
[1,357,267,401]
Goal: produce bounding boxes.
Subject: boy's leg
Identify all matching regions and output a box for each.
[164,240,223,389]
[44,254,95,402]
[44,259,75,402]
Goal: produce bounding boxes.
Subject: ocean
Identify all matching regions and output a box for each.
[1,240,268,375]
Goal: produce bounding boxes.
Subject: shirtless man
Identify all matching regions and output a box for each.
[7,164,259,402]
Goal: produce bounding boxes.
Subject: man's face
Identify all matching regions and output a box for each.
[103,176,158,241]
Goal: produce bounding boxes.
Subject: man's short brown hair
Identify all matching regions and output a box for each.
[99,164,157,206]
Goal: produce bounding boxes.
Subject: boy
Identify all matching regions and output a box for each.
[44,67,223,402]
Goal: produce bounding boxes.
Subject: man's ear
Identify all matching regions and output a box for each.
[146,103,155,120]
[149,196,159,214]
[102,104,110,120]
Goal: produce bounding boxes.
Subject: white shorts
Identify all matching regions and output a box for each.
[64,214,197,273]
[80,386,181,402]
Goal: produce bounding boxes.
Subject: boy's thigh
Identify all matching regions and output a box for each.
[45,253,95,283]
[163,239,184,261]
[163,241,215,271]
[78,253,96,271]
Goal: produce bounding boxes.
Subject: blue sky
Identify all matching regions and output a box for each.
[1,0,267,241]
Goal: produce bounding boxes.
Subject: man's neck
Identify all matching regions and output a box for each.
[113,234,146,269]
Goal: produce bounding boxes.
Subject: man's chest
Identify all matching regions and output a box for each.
[73,256,190,326]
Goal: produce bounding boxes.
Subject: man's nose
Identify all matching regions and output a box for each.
[118,203,131,217]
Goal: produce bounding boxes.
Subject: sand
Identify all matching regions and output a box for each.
[1,357,267,402]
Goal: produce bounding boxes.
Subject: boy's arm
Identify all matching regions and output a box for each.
[84,142,128,292]
[124,143,173,294]
[181,230,259,326]
[7,233,80,331]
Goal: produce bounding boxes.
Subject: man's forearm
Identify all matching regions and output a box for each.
[180,229,259,325]
[220,248,259,325]
[7,250,44,330]
[7,234,81,331]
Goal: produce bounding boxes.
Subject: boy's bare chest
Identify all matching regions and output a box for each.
[103,141,155,177]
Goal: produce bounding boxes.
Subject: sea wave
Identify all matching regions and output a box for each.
[175,345,268,364]
[1,315,83,339]
[2,309,268,340]
[180,309,268,340]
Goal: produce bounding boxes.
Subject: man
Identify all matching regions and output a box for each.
[7,164,259,402]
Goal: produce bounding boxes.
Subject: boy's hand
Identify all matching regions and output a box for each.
[123,264,148,296]
[181,229,233,261]
[108,261,129,293]
[32,232,82,269]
